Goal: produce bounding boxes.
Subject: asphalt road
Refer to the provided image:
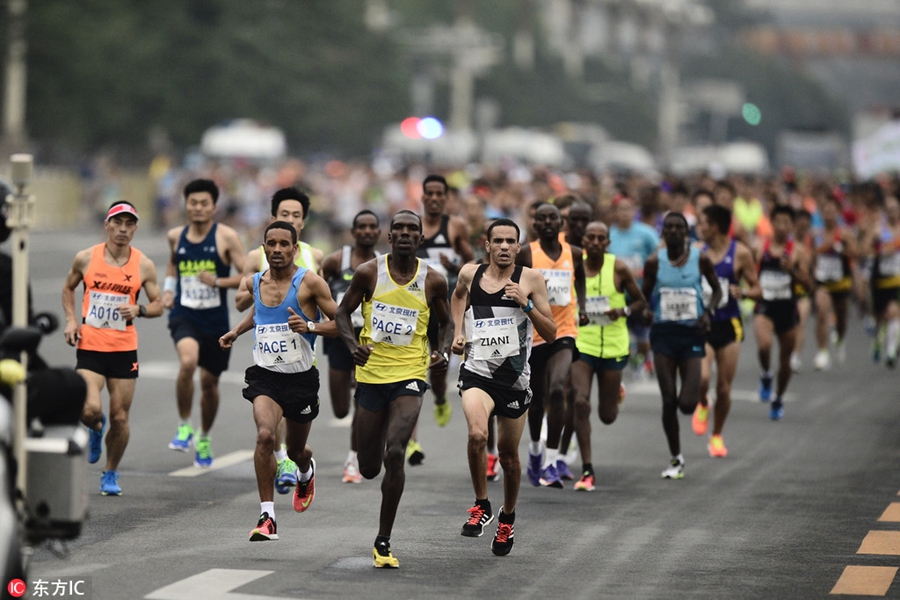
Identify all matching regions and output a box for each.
[15,227,900,599]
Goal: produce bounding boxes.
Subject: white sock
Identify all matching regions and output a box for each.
[529,441,543,456]
[761,369,773,379]
[274,445,287,462]
[888,319,900,355]
[180,419,191,428]
[199,431,209,439]
[346,450,357,465]
[674,453,684,465]
[543,448,559,469]
[260,501,275,519]
[298,464,313,483]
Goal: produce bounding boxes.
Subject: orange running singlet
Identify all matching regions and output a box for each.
[530,240,578,345]
[79,243,143,352]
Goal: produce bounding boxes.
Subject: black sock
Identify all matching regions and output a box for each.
[476,498,491,512]
[375,535,390,547]
[582,463,594,476]
[499,508,515,524]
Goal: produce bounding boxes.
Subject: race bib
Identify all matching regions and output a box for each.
[255,323,305,367]
[880,252,900,277]
[815,255,843,282]
[701,277,729,309]
[472,316,519,360]
[585,295,612,326]
[541,269,572,307]
[337,291,364,329]
[180,275,221,309]
[760,271,792,301]
[622,254,644,278]
[370,301,418,346]
[85,291,129,331]
[659,287,698,322]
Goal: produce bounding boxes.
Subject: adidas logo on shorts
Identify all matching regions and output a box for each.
[507,400,520,410]
[405,381,420,392]
[491,349,502,358]
[300,405,312,415]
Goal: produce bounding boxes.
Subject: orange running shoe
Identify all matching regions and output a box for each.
[708,434,728,458]
[486,453,500,481]
[692,398,709,436]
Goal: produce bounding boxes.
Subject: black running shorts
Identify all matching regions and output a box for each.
[76,349,139,379]
[242,365,320,424]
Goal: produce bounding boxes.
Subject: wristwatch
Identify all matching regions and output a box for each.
[522,299,535,313]
[138,305,147,318]
[307,321,316,333]
[623,305,631,317]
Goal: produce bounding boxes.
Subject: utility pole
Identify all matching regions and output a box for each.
[2,0,28,154]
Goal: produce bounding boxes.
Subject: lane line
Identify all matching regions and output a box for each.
[830,566,897,596]
[145,568,278,600]
[169,450,255,477]
[878,503,900,522]
[857,531,900,555]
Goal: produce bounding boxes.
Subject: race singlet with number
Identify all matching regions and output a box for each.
[254,323,305,367]
[760,271,792,301]
[584,295,612,326]
[369,301,419,346]
[815,255,843,282]
[541,269,572,307]
[659,287,699,322]
[471,316,519,360]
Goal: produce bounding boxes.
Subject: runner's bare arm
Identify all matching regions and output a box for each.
[336,260,376,365]
[521,267,556,343]
[293,274,338,338]
[220,305,255,349]
[235,247,262,312]
[641,255,659,325]
[792,245,814,291]
[62,249,90,346]
[450,264,476,354]
[616,258,646,317]
[734,242,763,301]
[217,225,246,288]
[162,227,180,309]
[572,245,589,326]
[426,268,453,371]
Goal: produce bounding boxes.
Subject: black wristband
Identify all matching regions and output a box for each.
[138,305,147,318]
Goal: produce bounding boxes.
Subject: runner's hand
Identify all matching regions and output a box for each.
[64,322,80,347]
[219,331,237,349]
[451,334,466,355]
[429,350,449,375]
[352,344,373,367]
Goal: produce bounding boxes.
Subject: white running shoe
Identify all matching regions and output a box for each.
[813,349,831,371]
[790,353,802,373]
[835,339,846,364]
[661,458,684,479]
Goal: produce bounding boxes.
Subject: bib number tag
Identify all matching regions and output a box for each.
[255,324,304,367]
[585,295,612,326]
[815,255,843,282]
[472,317,519,360]
[85,291,129,331]
[337,292,364,328]
[701,277,729,309]
[370,302,418,346]
[880,252,900,277]
[180,275,221,309]
[659,287,698,322]
[541,269,572,307]
[760,271,792,301]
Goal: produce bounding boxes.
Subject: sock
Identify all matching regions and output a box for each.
[476,498,491,512]
[773,396,783,406]
[499,508,516,523]
[375,535,390,547]
[199,431,209,439]
[543,448,559,469]
[529,441,543,456]
[888,319,900,355]
[260,501,275,519]
[761,369,773,379]
[487,442,498,455]
[298,464,313,483]
[274,445,288,462]
[435,396,447,405]
[674,453,684,465]
[180,419,191,428]
[346,450,357,465]
[582,462,594,476]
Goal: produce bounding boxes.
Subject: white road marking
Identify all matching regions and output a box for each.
[169,450,255,477]
[145,568,290,600]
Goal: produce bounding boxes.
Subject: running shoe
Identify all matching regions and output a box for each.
[461,503,494,537]
[293,458,315,513]
[249,512,278,542]
[342,460,362,484]
[770,399,784,421]
[486,453,499,482]
[574,472,596,492]
[813,349,831,371]
[434,398,451,427]
[619,382,627,405]
[887,346,897,369]
[88,413,106,464]
[661,457,684,479]
[406,440,425,466]
[491,511,515,556]
[790,352,802,373]
[373,541,399,568]
[275,458,298,494]
[872,341,882,364]
[555,459,575,481]
[539,463,563,488]
[692,400,709,436]
[835,339,846,364]
[194,436,213,468]
[758,376,773,403]
[708,434,728,458]
[526,451,542,487]
[168,422,193,452]
[99,470,121,496]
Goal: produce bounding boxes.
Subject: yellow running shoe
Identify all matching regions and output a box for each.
[406,439,425,466]
[692,399,709,436]
[373,541,399,568]
[708,434,728,458]
[434,399,452,427]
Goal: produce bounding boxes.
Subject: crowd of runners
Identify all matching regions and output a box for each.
[62,167,900,566]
